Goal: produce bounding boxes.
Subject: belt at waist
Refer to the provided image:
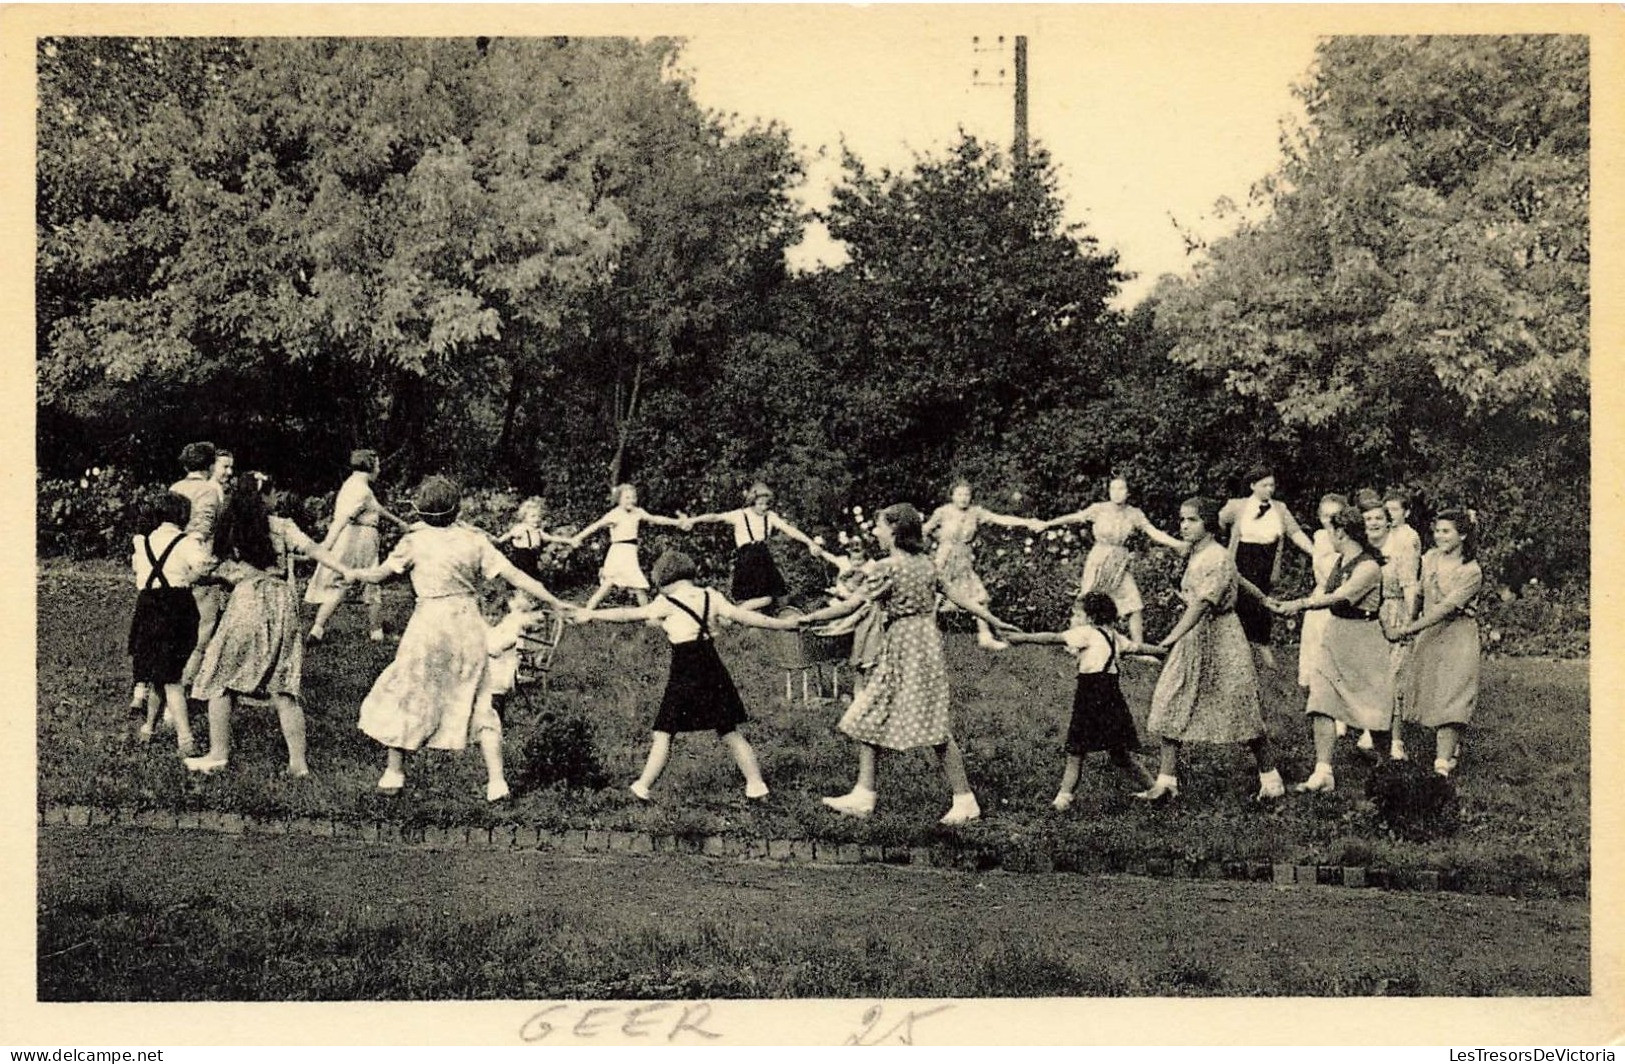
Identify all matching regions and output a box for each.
[611,539,638,546]
[1329,603,1379,621]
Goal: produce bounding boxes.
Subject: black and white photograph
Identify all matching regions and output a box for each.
[9,1,1619,1047]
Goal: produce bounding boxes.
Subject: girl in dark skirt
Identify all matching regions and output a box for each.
[571,550,799,801]
[128,491,210,753]
[682,482,841,611]
[1218,468,1316,670]
[1006,592,1166,809]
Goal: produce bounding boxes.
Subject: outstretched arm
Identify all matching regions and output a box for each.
[576,601,666,625]
[1280,505,1316,556]
[568,511,614,548]
[770,513,841,564]
[1003,631,1066,646]
[638,508,686,529]
[941,585,1018,632]
[714,597,800,631]
[979,508,1044,532]
[1136,512,1186,552]
[1157,598,1211,648]
[1039,510,1090,531]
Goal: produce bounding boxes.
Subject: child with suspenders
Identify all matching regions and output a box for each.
[128,492,211,754]
[1005,591,1166,808]
[570,550,798,802]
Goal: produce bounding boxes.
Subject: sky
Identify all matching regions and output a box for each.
[675,12,1323,308]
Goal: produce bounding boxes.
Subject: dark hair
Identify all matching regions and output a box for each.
[1433,508,1478,562]
[151,491,191,530]
[179,441,217,473]
[650,549,697,589]
[1383,487,1413,514]
[1355,488,1384,514]
[350,448,379,473]
[1077,591,1119,625]
[1244,466,1273,491]
[415,475,461,527]
[1180,496,1222,537]
[1331,505,1384,564]
[742,481,773,503]
[214,488,277,571]
[879,503,925,554]
[1319,492,1350,513]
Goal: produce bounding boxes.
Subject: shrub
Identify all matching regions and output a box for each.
[514,710,612,793]
[37,466,161,559]
[1366,760,1459,841]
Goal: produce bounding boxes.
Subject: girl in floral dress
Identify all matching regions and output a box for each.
[1038,475,1188,644]
[922,481,1041,650]
[1389,509,1483,776]
[1138,497,1285,803]
[349,477,574,800]
[795,503,1017,824]
[185,473,349,777]
[569,484,686,609]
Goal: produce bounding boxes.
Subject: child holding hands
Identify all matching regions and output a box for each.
[1006,592,1164,808]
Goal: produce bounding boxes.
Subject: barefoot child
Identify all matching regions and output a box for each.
[570,549,798,802]
[349,476,574,801]
[1005,592,1164,808]
[569,484,686,609]
[128,491,210,754]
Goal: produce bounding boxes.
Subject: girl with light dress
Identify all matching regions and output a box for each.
[569,484,686,609]
[1271,502,1398,793]
[349,477,574,801]
[185,473,350,778]
[570,550,799,802]
[1038,475,1188,644]
[921,481,1042,650]
[1389,509,1483,777]
[681,481,839,612]
[305,448,411,644]
[1137,497,1286,804]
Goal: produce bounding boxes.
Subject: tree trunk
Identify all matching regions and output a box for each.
[607,352,644,487]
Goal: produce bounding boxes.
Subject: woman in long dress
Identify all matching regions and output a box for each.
[185,473,350,777]
[922,481,1041,649]
[1038,475,1188,644]
[305,449,410,644]
[1138,496,1285,802]
[1271,504,1394,793]
[1388,509,1483,777]
[349,476,574,800]
[682,481,838,611]
[795,503,1017,824]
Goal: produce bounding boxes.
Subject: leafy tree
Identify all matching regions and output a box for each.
[1153,35,1588,585]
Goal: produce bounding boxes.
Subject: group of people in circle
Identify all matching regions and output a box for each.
[123,444,1483,826]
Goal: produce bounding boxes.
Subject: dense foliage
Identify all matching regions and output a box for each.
[38,34,1589,612]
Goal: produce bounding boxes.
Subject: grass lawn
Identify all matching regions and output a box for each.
[38,826,1589,1000]
[36,560,1590,894]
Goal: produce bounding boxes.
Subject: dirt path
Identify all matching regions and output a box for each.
[39,825,1587,999]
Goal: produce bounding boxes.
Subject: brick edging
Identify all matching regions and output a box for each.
[39,803,1580,899]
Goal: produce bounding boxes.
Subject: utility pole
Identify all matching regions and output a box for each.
[972,34,1030,168]
[1013,35,1029,168]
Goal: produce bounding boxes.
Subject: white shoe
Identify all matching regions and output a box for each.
[821,787,875,818]
[1433,757,1458,777]
[744,781,770,800]
[183,754,228,775]
[377,767,405,791]
[940,793,982,825]
[977,632,1011,651]
[1390,738,1408,761]
[1051,792,1074,811]
[136,723,154,743]
[629,781,652,802]
[1135,774,1179,801]
[1356,730,1375,752]
[1256,769,1286,801]
[486,779,511,802]
[1294,766,1336,793]
[1334,720,1348,737]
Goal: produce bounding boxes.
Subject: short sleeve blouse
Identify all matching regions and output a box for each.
[1421,551,1483,617]
[1181,540,1238,612]
[1062,625,1121,674]
[386,524,509,598]
[858,553,939,622]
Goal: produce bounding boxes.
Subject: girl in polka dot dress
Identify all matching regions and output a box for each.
[795,502,1017,825]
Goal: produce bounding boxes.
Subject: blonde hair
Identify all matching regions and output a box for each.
[610,483,636,505]
[517,496,545,522]
[743,481,773,503]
